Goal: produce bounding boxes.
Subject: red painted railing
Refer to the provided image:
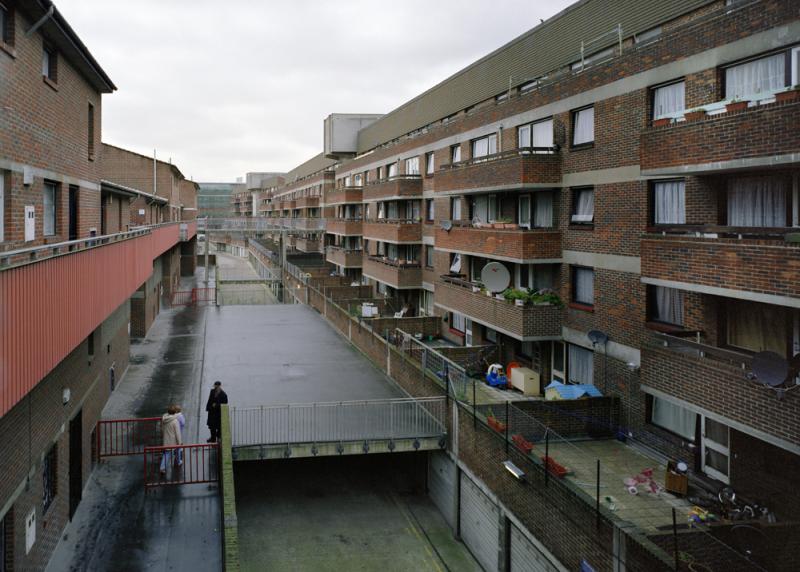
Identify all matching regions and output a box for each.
[143,443,220,489]
[97,417,162,459]
[170,287,216,307]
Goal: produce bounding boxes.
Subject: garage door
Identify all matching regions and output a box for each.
[460,472,500,572]
[511,523,559,572]
[428,452,456,529]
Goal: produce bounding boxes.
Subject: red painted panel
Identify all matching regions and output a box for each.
[0,222,187,417]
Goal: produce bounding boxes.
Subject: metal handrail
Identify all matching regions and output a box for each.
[653,332,753,368]
[366,174,423,185]
[366,256,421,268]
[440,146,558,171]
[645,224,796,239]
[369,218,422,225]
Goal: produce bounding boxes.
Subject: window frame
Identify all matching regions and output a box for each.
[43,181,57,236]
[722,46,797,101]
[450,144,461,164]
[570,265,594,310]
[646,395,698,442]
[570,105,594,148]
[450,197,462,221]
[650,179,686,226]
[42,44,57,83]
[517,117,554,150]
[570,187,594,226]
[425,152,435,176]
[424,245,434,268]
[646,284,685,328]
[425,199,434,223]
[404,156,420,176]
[650,79,686,121]
[450,312,466,334]
[470,133,498,160]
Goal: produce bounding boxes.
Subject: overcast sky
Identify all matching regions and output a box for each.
[57,0,573,182]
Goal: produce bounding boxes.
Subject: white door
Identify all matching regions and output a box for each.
[551,341,565,382]
[465,318,473,347]
[702,417,730,484]
[25,205,35,242]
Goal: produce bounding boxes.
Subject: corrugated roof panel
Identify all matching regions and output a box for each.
[357,0,715,152]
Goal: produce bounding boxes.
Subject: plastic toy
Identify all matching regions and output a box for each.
[486,363,508,388]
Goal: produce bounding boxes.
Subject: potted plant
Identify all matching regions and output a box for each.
[684,108,707,121]
[777,85,800,103]
[528,288,564,308]
[726,97,748,113]
[512,434,534,454]
[472,282,483,293]
[503,288,528,306]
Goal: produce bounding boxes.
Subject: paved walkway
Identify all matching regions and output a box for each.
[47,275,221,572]
[216,253,274,304]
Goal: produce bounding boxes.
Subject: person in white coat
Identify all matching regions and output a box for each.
[160,406,183,475]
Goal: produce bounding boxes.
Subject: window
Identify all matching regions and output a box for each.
[567,344,593,385]
[470,257,489,282]
[43,182,56,236]
[420,291,434,316]
[653,180,685,224]
[451,312,466,333]
[570,188,594,224]
[450,197,462,221]
[387,163,397,178]
[42,444,57,512]
[517,264,555,291]
[377,166,384,180]
[471,194,496,224]
[571,106,594,146]
[425,199,434,222]
[1,2,13,47]
[571,266,594,307]
[532,192,554,228]
[650,286,684,326]
[405,157,419,176]
[519,80,538,94]
[471,134,497,159]
[496,92,509,102]
[425,245,434,268]
[727,177,786,227]
[651,397,697,440]
[42,45,57,82]
[353,173,362,186]
[485,327,497,343]
[518,118,554,149]
[450,144,461,163]
[726,299,787,356]
[652,81,685,120]
[725,52,786,100]
[425,152,435,175]
[88,103,95,160]
[449,253,462,274]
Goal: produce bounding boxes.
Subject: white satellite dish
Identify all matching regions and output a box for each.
[481,262,511,293]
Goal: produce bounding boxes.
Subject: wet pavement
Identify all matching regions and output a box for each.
[216,253,275,305]
[47,274,221,572]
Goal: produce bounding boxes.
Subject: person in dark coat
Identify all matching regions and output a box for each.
[205,381,228,442]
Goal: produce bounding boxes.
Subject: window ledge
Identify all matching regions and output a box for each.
[43,76,58,91]
[570,142,594,151]
[0,41,17,59]
[569,302,594,313]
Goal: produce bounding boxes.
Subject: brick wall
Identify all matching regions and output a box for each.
[362,221,422,242]
[434,152,561,193]
[435,226,562,260]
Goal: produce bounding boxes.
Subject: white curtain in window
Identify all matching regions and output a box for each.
[727,177,786,227]
[405,157,419,175]
[410,201,420,221]
[653,82,685,119]
[571,189,594,222]
[727,300,786,356]
[574,267,594,305]
[573,107,594,145]
[450,253,462,274]
[473,196,488,223]
[43,183,55,236]
[568,345,594,385]
[452,313,466,332]
[725,53,785,100]
[426,153,435,175]
[387,202,399,219]
[518,125,531,148]
[377,203,385,219]
[652,397,696,440]
[472,134,497,158]
[532,119,554,147]
[518,195,531,228]
[534,192,553,227]
[387,163,397,178]
[452,146,461,163]
[451,198,462,220]
[387,243,398,260]
[654,286,684,325]
[654,181,686,224]
[427,200,435,221]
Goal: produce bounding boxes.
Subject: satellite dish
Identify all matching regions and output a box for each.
[751,351,789,387]
[588,330,609,346]
[481,262,511,293]
[440,220,453,232]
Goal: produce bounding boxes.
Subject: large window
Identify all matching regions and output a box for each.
[471,134,497,159]
[450,197,462,221]
[43,182,57,236]
[518,118,554,149]
[519,193,554,229]
[450,144,461,163]
[420,290,434,316]
[470,256,490,283]
[387,163,397,178]
[450,312,466,333]
[571,106,594,146]
[651,397,697,440]
[570,188,594,224]
[425,152,435,175]
[649,286,684,326]
[727,299,787,356]
[727,177,786,227]
[567,344,593,385]
[42,444,57,512]
[653,180,686,224]
[425,199,434,222]
[571,266,594,307]
[405,156,419,175]
[471,194,496,224]
[725,52,787,100]
[517,264,555,291]
[652,81,685,119]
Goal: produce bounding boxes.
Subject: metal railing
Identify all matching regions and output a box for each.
[230,397,447,448]
[143,443,219,489]
[440,147,558,171]
[394,331,476,402]
[97,417,162,459]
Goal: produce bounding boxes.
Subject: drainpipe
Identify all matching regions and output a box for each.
[26,5,55,37]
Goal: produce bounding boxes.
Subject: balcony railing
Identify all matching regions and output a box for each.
[362,219,422,243]
[296,238,321,253]
[326,245,363,268]
[326,218,363,236]
[436,148,561,193]
[436,222,561,261]
[295,196,320,208]
[326,186,364,204]
[436,276,562,339]
[365,175,423,200]
[362,256,422,289]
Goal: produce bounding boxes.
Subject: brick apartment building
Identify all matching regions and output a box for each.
[229,0,800,565]
[0,1,197,569]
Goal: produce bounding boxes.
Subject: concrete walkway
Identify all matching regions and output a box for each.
[47,275,221,572]
[216,253,274,305]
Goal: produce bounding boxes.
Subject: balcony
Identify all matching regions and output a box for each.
[326,246,363,268]
[436,222,561,262]
[292,217,326,232]
[642,333,799,449]
[435,276,562,340]
[641,227,800,300]
[0,221,193,417]
[296,238,321,253]
[436,148,561,194]
[365,175,422,200]
[362,219,422,243]
[295,196,320,208]
[640,99,800,175]
[362,256,422,289]
[326,218,363,236]
[326,186,363,205]
[279,200,297,210]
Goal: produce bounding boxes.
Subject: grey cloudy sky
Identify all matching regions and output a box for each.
[57,0,573,182]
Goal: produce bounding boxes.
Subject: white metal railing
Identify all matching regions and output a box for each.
[230,397,446,447]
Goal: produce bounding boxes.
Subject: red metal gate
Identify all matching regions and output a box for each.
[170,287,216,307]
[97,417,162,459]
[143,443,220,489]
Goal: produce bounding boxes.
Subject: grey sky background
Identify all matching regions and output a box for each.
[58,0,573,182]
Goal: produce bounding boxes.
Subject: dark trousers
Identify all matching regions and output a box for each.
[208,424,221,440]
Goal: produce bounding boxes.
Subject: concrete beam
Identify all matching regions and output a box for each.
[232,436,445,461]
